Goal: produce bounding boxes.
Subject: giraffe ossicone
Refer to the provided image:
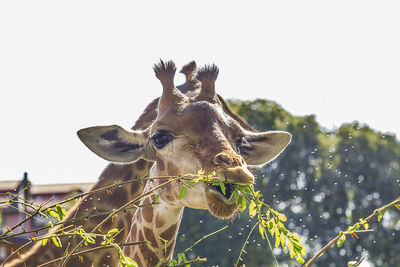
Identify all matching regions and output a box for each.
[78,60,291,266]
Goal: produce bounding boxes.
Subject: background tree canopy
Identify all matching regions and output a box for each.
[175,99,400,267]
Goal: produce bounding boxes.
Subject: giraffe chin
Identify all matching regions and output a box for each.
[205,185,240,218]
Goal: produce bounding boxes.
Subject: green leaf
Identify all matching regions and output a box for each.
[234,190,240,205]
[260,219,267,228]
[292,232,301,241]
[248,200,257,218]
[296,254,305,264]
[107,228,119,237]
[266,209,271,219]
[274,226,280,247]
[178,187,188,200]
[85,235,96,245]
[239,195,247,212]
[121,256,138,267]
[48,210,57,218]
[114,243,139,267]
[177,253,187,264]
[267,218,275,236]
[337,234,346,247]
[280,231,286,248]
[153,194,160,204]
[41,238,48,246]
[274,223,279,239]
[237,185,252,195]
[377,210,385,221]
[276,220,285,232]
[55,205,66,221]
[168,259,177,266]
[186,181,197,186]
[346,224,360,233]
[276,212,287,222]
[291,239,303,251]
[258,223,265,239]
[219,182,226,195]
[287,240,295,259]
[45,208,51,217]
[51,236,61,247]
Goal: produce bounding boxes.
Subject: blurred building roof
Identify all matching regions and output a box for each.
[30,183,93,195]
[0,173,94,210]
[0,180,20,192]
[0,180,93,194]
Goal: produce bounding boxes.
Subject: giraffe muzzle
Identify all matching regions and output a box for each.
[218,166,255,185]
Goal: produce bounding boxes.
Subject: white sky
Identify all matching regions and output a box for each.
[0,1,399,185]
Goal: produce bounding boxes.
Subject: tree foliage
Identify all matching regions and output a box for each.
[175,99,400,266]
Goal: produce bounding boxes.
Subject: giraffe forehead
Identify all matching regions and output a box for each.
[154,101,238,136]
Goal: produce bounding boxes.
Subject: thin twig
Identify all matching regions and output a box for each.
[1,224,75,266]
[171,257,207,267]
[0,198,54,240]
[235,222,258,267]
[7,204,46,224]
[184,225,228,253]
[305,196,400,267]
[37,241,148,267]
[1,201,157,241]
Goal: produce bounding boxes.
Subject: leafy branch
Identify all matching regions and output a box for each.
[36,241,148,267]
[305,196,400,266]
[0,174,208,243]
[1,176,182,267]
[235,184,305,266]
[3,171,302,267]
[178,171,306,266]
[58,177,180,267]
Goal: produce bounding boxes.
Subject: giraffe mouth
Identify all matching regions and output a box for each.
[205,183,239,218]
[209,183,234,199]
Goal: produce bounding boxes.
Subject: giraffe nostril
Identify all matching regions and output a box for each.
[214,153,233,166]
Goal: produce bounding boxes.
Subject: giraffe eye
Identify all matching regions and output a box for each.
[235,136,246,152]
[151,132,172,149]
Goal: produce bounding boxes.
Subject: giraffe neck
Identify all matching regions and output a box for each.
[6,160,152,267]
[124,179,184,267]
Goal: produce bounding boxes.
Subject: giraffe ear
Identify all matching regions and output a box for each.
[240,131,291,165]
[78,125,155,163]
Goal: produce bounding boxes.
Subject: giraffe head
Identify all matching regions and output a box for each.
[78,60,291,218]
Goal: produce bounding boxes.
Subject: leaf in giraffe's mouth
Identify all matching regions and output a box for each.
[210,183,234,199]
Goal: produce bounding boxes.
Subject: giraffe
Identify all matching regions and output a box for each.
[5,62,199,267]
[77,60,291,266]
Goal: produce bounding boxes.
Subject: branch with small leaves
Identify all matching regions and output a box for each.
[0,175,199,244]
[1,176,177,267]
[2,171,301,267]
[234,184,305,266]
[58,177,180,267]
[178,171,305,266]
[305,196,400,267]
